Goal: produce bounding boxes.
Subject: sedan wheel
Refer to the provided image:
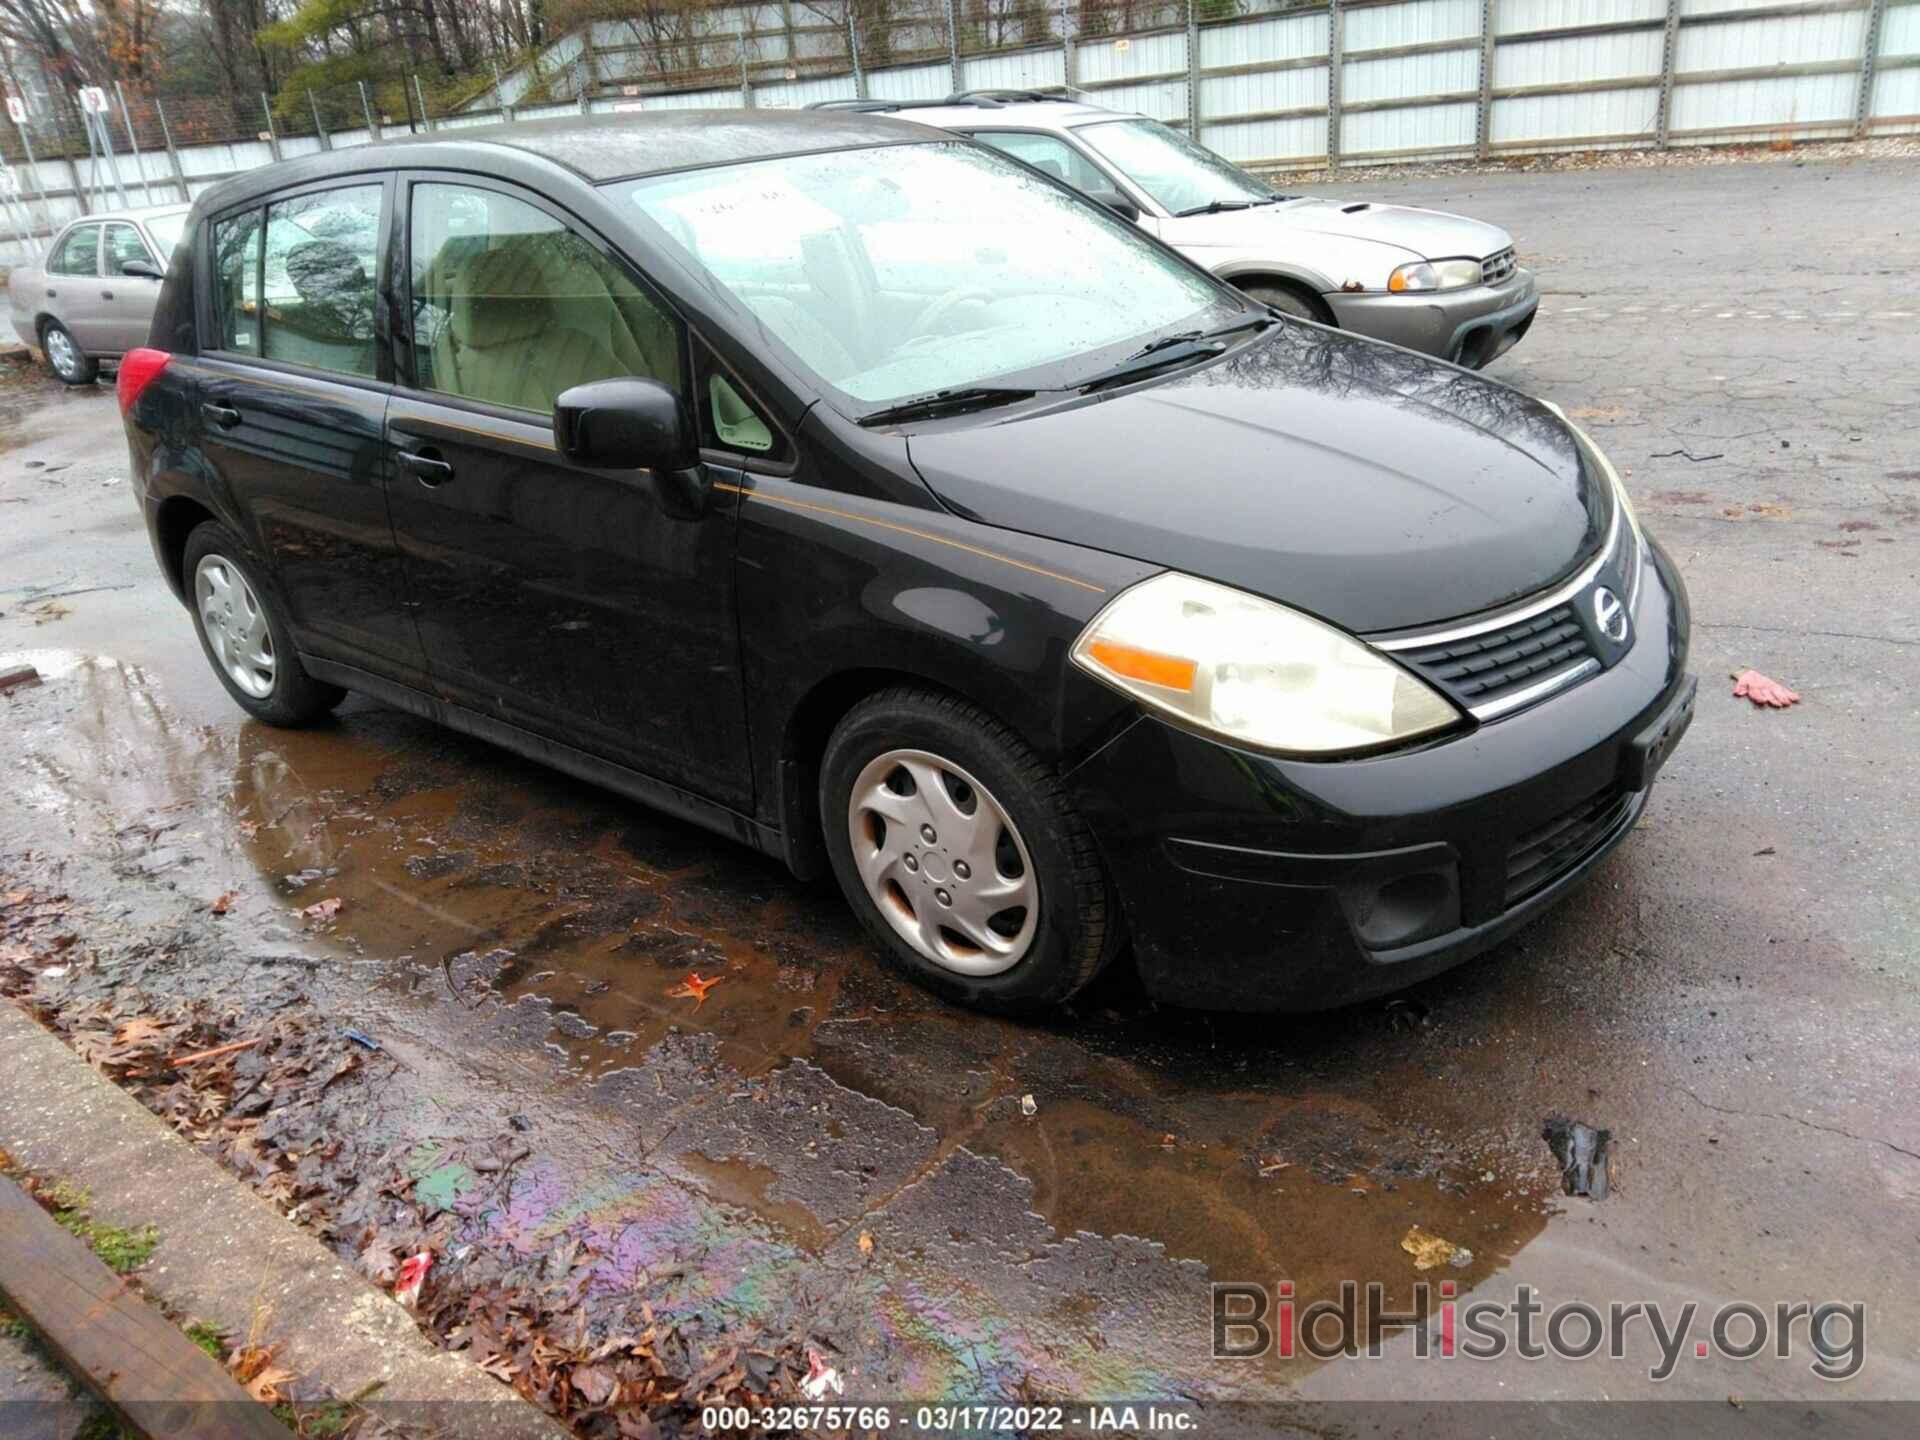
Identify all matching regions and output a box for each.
[42,321,97,385]
[848,748,1039,975]
[195,553,277,699]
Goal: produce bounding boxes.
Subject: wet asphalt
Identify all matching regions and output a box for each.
[0,152,1916,1416]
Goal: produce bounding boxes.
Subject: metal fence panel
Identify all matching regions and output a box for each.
[1497,0,1666,31]
[961,45,1068,91]
[1496,30,1665,88]
[866,62,956,101]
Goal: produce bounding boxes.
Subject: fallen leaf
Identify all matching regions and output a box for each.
[572,1362,617,1405]
[1731,669,1801,709]
[236,820,260,839]
[1020,1093,1038,1117]
[395,1248,432,1306]
[300,897,343,922]
[1401,1225,1472,1270]
[857,1231,874,1258]
[2,892,30,908]
[210,891,237,916]
[665,971,723,1007]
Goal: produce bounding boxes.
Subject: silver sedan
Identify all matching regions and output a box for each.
[858,94,1538,368]
[7,203,189,385]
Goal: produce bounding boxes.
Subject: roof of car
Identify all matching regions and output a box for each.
[62,202,193,225]
[886,100,1131,129]
[375,109,938,181]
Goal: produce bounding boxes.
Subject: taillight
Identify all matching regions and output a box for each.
[117,347,172,416]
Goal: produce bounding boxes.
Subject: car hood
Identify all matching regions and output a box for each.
[1189,197,1512,263]
[905,325,1609,634]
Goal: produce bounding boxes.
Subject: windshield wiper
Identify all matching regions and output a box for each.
[857,386,1037,428]
[1077,315,1275,391]
[1173,196,1284,217]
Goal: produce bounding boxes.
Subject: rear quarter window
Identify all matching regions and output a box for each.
[212,210,263,354]
[50,225,100,277]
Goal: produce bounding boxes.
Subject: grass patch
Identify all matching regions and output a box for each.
[184,1319,226,1361]
[53,1210,159,1273]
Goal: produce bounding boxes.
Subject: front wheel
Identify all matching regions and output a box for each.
[182,522,344,726]
[1238,282,1333,326]
[820,687,1121,1010]
[41,320,97,385]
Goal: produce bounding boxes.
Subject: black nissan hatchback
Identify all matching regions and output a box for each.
[119,111,1694,1012]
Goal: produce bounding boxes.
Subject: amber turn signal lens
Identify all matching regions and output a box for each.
[1085,639,1197,692]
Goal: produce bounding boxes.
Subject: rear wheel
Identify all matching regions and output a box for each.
[821,687,1120,1010]
[41,320,97,385]
[1238,281,1334,326]
[182,522,343,726]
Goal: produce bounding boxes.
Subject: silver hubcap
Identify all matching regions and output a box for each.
[46,327,78,376]
[195,554,276,699]
[847,748,1038,976]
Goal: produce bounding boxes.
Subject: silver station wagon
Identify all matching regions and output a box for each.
[8,203,191,385]
[826,92,1538,369]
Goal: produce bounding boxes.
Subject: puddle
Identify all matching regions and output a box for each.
[1,650,1560,1382]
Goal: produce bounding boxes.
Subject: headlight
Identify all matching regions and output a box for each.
[1070,573,1462,755]
[1388,257,1482,293]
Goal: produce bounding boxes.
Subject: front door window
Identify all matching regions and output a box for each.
[409,182,682,413]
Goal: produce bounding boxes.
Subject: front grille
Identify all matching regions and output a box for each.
[1398,605,1595,710]
[1505,787,1632,904]
[1481,247,1517,285]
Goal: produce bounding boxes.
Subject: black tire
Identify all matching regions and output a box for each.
[820,686,1121,1011]
[181,522,344,726]
[41,319,98,386]
[1238,281,1334,326]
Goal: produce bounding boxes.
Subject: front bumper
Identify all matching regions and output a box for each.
[1066,537,1693,1011]
[1325,268,1538,367]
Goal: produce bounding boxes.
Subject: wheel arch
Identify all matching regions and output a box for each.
[153,494,220,601]
[1222,270,1338,325]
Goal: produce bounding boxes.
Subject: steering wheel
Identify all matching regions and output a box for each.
[909,287,995,341]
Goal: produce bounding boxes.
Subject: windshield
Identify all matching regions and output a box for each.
[1075,119,1274,216]
[145,212,188,256]
[607,141,1232,405]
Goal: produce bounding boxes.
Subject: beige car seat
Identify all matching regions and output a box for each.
[430,238,638,413]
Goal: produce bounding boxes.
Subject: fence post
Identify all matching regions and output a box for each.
[495,63,515,121]
[1475,0,1496,161]
[359,80,382,139]
[739,44,755,108]
[16,122,52,237]
[1856,0,1888,138]
[943,0,962,95]
[846,4,867,99]
[1327,0,1343,169]
[308,90,331,150]
[260,93,282,161]
[112,83,151,200]
[1185,0,1201,137]
[1654,0,1680,149]
[1062,0,1075,93]
[413,74,435,131]
[152,95,189,202]
[63,154,88,215]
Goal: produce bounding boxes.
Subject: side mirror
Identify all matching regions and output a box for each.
[1086,189,1140,223]
[553,377,709,517]
[122,259,164,279]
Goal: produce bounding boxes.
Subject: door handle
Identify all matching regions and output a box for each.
[101,289,113,300]
[201,402,241,429]
[44,288,55,298]
[397,448,454,486]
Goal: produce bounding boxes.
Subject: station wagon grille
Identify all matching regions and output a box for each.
[1481,247,1517,285]
[1505,787,1632,904]
[1396,605,1596,716]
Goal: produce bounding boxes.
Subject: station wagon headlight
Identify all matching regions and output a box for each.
[1071,573,1462,755]
[1388,258,1482,293]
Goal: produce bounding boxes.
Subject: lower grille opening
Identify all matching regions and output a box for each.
[1505,788,1632,905]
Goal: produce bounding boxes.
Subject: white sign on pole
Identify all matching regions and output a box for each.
[5,96,25,125]
[77,86,109,114]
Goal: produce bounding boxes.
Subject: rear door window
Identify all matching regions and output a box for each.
[102,223,154,275]
[211,209,264,354]
[50,225,101,277]
[260,185,382,378]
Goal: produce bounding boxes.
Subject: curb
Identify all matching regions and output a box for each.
[0,1003,568,1439]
